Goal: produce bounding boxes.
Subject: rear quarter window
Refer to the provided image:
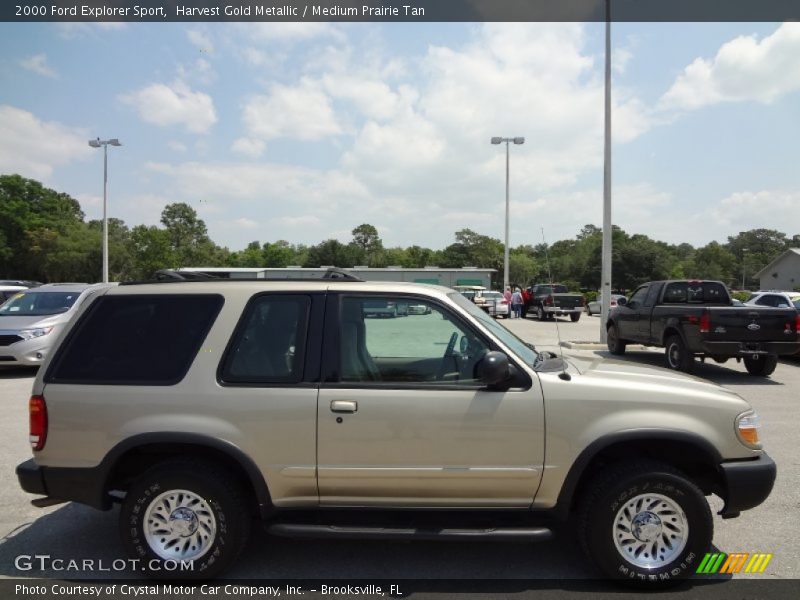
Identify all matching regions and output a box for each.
[46,294,224,385]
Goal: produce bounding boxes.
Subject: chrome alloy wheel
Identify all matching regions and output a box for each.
[143,489,217,561]
[612,493,688,569]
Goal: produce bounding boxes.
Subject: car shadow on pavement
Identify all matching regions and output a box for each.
[591,350,783,386]
[0,366,37,380]
[0,501,734,592]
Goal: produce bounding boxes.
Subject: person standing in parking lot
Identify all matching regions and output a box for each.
[511,288,523,318]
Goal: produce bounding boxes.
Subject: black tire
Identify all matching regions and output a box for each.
[578,460,713,586]
[570,313,581,323]
[120,459,251,580]
[743,355,778,377]
[607,324,627,355]
[665,335,694,373]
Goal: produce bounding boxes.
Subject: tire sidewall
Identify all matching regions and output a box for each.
[585,471,711,584]
[121,469,244,579]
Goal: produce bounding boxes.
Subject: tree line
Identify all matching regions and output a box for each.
[1,174,798,291]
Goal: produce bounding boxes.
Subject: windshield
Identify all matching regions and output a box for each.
[449,292,538,366]
[0,291,80,316]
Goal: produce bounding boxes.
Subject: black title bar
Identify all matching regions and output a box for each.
[4,0,800,23]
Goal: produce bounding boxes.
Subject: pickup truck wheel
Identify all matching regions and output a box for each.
[607,325,627,355]
[744,355,778,377]
[120,459,250,579]
[665,335,694,373]
[578,461,712,586]
[570,313,581,322]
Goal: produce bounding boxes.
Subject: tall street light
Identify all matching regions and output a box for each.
[491,136,525,291]
[88,137,122,283]
[600,0,613,343]
[742,248,748,290]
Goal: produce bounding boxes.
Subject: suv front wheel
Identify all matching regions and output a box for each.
[578,460,712,585]
[120,459,251,579]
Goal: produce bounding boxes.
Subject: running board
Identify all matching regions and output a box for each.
[267,523,553,542]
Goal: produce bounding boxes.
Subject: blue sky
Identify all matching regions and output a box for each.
[1,21,798,251]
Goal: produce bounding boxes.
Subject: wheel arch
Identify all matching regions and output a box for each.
[553,430,722,520]
[102,432,274,519]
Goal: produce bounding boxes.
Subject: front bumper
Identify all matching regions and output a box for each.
[0,333,54,365]
[718,452,776,518]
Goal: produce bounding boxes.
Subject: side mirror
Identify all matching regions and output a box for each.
[616,297,627,306]
[477,351,510,387]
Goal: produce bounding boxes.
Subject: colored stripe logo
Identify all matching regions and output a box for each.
[697,553,773,574]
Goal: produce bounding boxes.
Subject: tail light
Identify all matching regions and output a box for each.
[796,313,800,333]
[610,300,617,307]
[29,395,48,451]
[501,299,509,305]
[545,295,553,306]
[699,311,711,334]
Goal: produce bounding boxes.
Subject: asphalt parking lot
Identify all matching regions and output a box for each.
[0,312,798,586]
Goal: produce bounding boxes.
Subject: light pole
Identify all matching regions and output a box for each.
[600,0,613,343]
[88,137,122,283]
[491,136,525,291]
[742,248,748,290]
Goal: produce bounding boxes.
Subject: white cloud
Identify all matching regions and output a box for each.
[240,22,342,44]
[120,82,217,134]
[234,217,259,229]
[242,79,341,141]
[700,190,800,237]
[187,29,214,53]
[19,54,58,78]
[231,137,265,157]
[168,140,188,152]
[660,23,800,111]
[0,105,92,180]
[55,22,126,40]
[177,58,216,86]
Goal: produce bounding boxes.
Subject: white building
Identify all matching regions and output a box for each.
[753,248,800,291]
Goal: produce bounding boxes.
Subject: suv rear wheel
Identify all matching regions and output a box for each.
[578,460,712,585]
[120,459,250,579]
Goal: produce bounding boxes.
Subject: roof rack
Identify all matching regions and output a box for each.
[120,267,364,286]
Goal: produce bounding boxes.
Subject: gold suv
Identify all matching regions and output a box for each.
[16,270,775,584]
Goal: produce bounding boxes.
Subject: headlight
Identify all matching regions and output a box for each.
[736,410,762,449]
[18,327,54,340]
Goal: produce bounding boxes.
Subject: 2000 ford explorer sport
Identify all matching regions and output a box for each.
[16,270,777,584]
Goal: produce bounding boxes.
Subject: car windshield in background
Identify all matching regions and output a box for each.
[0,292,79,316]
[449,292,537,366]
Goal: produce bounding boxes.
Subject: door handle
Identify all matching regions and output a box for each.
[330,400,358,413]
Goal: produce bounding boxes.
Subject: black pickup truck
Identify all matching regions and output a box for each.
[525,283,585,322]
[606,280,800,376]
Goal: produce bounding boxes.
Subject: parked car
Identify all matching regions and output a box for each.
[586,294,626,315]
[606,280,800,375]
[482,290,510,318]
[0,285,28,303]
[407,302,432,315]
[0,283,112,367]
[17,273,775,584]
[524,284,584,322]
[744,290,800,309]
[362,299,398,318]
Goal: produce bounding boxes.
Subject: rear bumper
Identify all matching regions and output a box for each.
[544,307,582,314]
[16,458,110,510]
[701,340,800,357]
[718,452,776,518]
